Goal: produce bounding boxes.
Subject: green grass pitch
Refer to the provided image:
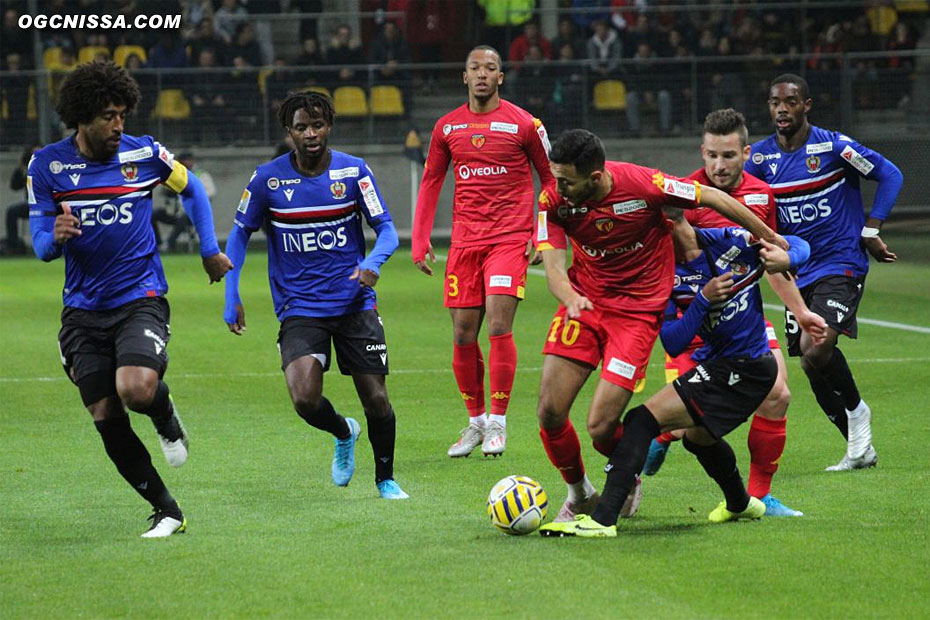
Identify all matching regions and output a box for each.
[1,247,929,618]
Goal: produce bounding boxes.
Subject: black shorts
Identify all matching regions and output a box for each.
[672,353,777,439]
[785,274,866,356]
[277,309,389,375]
[58,297,171,406]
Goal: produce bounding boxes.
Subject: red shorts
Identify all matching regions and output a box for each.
[542,305,662,392]
[444,241,528,308]
[664,317,781,383]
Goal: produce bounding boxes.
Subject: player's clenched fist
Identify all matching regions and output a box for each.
[702,272,734,303]
[53,203,82,244]
[202,252,233,283]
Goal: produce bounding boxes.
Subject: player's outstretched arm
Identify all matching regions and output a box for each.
[660,274,732,356]
[699,185,786,249]
[223,225,251,335]
[352,218,399,288]
[541,248,593,319]
[179,173,233,282]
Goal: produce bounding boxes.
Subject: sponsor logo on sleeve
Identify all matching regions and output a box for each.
[715,245,742,269]
[536,211,548,241]
[606,357,636,379]
[329,166,359,180]
[490,121,518,134]
[752,152,764,165]
[806,141,833,154]
[118,146,153,163]
[26,176,35,204]
[267,177,280,190]
[237,189,251,213]
[157,144,174,167]
[743,193,769,206]
[49,160,85,173]
[612,199,647,215]
[443,123,452,135]
[663,178,697,201]
[536,122,551,153]
[840,145,875,176]
[489,275,512,288]
[358,175,384,216]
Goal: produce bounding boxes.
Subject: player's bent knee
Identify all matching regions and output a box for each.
[116,378,157,412]
[291,390,323,415]
[759,382,791,418]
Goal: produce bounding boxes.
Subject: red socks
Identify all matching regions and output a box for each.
[655,431,679,446]
[488,333,517,416]
[540,420,585,484]
[747,415,787,498]
[593,423,625,457]
[452,342,485,419]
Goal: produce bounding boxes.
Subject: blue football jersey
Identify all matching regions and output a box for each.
[234,150,393,319]
[667,228,769,361]
[28,134,190,310]
[745,125,892,288]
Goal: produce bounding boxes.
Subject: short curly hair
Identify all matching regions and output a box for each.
[56,60,140,129]
[277,91,335,129]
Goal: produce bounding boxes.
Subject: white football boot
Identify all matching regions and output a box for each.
[447,423,484,458]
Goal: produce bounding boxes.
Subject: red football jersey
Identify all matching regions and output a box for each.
[683,169,776,230]
[412,99,554,261]
[535,161,702,313]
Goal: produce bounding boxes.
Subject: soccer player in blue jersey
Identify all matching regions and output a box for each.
[540,211,814,537]
[28,61,233,538]
[745,74,905,471]
[223,92,408,499]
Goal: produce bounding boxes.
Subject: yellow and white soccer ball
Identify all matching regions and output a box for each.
[486,475,548,535]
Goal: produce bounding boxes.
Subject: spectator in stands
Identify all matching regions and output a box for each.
[369,21,410,85]
[230,21,263,68]
[624,41,672,135]
[609,0,639,34]
[292,0,324,43]
[296,37,323,67]
[189,48,230,143]
[625,13,656,55]
[124,52,156,121]
[548,42,586,133]
[513,43,550,119]
[886,21,916,108]
[189,16,229,66]
[214,0,248,43]
[1,7,31,63]
[325,23,364,87]
[266,57,294,115]
[152,151,216,252]
[1,53,32,145]
[509,20,553,66]
[705,36,744,116]
[571,0,610,35]
[478,0,536,56]
[587,19,622,79]
[148,32,188,87]
[552,16,586,60]
[183,0,215,35]
[2,146,40,256]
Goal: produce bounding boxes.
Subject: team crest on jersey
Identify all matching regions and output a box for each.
[471,134,486,149]
[121,163,138,182]
[594,218,614,233]
[730,261,749,276]
[330,181,346,199]
[805,155,821,174]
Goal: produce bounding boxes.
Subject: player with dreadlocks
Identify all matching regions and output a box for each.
[223,91,409,499]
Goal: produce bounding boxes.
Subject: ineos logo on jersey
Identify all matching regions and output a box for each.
[49,161,86,174]
[281,226,348,253]
[717,289,751,323]
[78,202,134,226]
[778,198,832,224]
[581,241,643,258]
[458,164,507,180]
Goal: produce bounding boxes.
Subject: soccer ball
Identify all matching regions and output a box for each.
[486,475,548,535]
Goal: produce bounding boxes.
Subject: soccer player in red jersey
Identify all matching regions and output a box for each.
[534,129,787,521]
[412,45,555,458]
[644,109,826,517]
